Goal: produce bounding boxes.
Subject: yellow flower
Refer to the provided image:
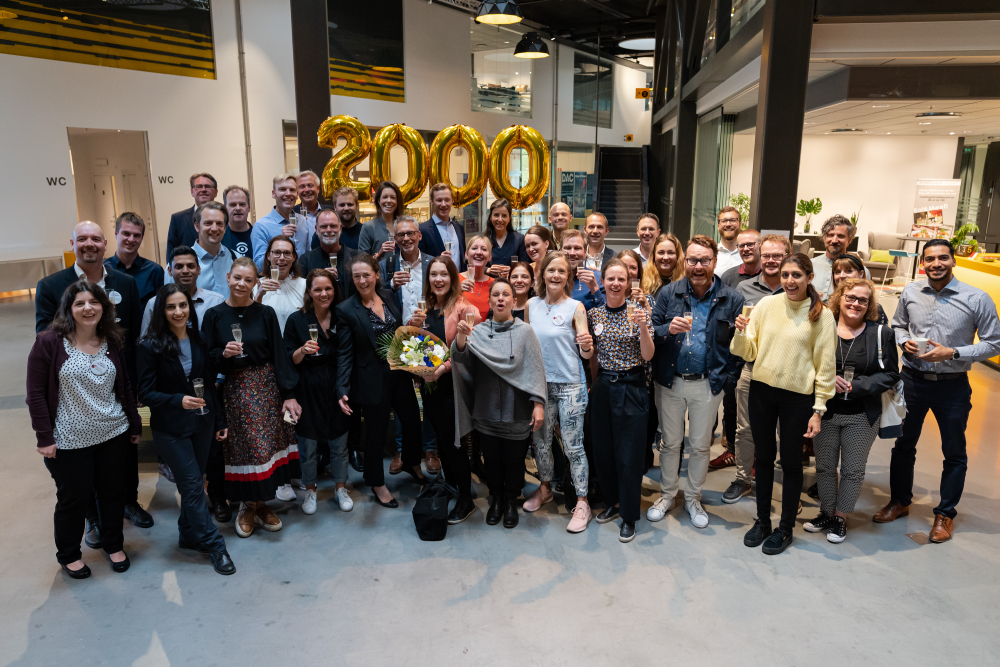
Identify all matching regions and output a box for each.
[429,355,442,367]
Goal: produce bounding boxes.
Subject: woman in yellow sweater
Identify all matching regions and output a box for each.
[731,254,836,555]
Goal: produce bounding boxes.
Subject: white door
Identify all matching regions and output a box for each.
[92,175,118,243]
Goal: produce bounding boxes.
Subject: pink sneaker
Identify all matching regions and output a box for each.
[522,486,553,513]
[567,502,592,533]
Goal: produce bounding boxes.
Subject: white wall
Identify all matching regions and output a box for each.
[729,134,959,249]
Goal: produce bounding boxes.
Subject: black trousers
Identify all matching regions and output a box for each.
[206,438,226,504]
[748,380,813,533]
[645,382,657,470]
[357,369,422,488]
[85,436,139,522]
[422,384,471,501]
[44,433,128,564]
[480,433,530,500]
[153,423,227,554]
[722,385,737,454]
[591,373,648,523]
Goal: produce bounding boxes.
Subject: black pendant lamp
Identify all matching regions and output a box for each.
[475,0,522,25]
[514,32,549,59]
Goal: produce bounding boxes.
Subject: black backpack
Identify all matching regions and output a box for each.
[412,477,458,541]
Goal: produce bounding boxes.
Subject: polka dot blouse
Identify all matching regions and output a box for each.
[53,339,129,449]
[588,303,653,372]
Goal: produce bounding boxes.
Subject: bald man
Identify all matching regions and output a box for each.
[549,202,571,249]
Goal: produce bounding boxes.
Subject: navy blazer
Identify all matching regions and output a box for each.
[418,218,466,271]
[651,276,745,395]
[378,251,433,315]
[136,338,225,438]
[490,230,530,267]
[335,289,403,405]
[35,265,141,387]
[166,207,198,261]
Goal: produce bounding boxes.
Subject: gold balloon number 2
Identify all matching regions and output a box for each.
[318,115,550,210]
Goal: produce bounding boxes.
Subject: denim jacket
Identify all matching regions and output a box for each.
[651,276,744,395]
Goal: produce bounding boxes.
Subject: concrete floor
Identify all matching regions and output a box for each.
[2,295,999,666]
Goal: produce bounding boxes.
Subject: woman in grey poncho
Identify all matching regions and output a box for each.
[452,278,547,529]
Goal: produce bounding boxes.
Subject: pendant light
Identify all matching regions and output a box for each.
[514,32,549,58]
[475,0,522,25]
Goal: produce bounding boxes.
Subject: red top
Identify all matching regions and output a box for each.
[464,277,494,322]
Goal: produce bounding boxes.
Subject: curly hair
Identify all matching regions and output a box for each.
[827,278,878,322]
[49,280,125,349]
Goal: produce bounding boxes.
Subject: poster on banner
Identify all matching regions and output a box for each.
[911,179,961,239]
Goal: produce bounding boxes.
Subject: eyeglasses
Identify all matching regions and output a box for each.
[761,253,785,261]
[395,231,419,239]
[718,217,741,225]
[685,257,713,267]
[843,295,870,306]
[193,185,215,191]
[737,242,758,250]
[270,250,294,258]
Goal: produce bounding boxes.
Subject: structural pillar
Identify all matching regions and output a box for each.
[290,0,332,185]
[748,0,813,233]
[671,99,697,242]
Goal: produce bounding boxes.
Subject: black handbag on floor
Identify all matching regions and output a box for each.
[412,478,458,541]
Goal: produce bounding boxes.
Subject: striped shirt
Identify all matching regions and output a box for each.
[891,276,1000,373]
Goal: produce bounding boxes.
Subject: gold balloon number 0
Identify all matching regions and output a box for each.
[318,116,550,209]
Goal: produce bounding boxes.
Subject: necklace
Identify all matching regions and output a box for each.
[837,322,864,370]
[544,295,566,316]
[227,299,251,318]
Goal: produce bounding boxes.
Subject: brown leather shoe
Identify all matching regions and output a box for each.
[425,450,442,474]
[929,514,955,543]
[236,502,255,538]
[389,452,403,475]
[255,501,283,532]
[873,500,910,523]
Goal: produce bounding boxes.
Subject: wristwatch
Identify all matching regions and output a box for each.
[953,349,961,360]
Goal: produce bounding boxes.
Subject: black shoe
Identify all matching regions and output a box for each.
[178,537,209,553]
[827,516,847,544]
[762,527,793,555]
[596,505,619,524]
[503,500,519,529]
[807,483,820,500]
[210,498,232,523]
[349,450,364,473]
[486,497,504,525]
[803,512,836,533]
[553,479,565,494]
[209,550,237,575]
[60,563,92,579]
[84,518,102,549]
[110,552,130,573]
[447,498,477,525]
[402,466,429,485]
[744,519,773,547]
[619,520,636,543]
[124,502,154,528]
[158,462,176,484]
[371,491,399,508]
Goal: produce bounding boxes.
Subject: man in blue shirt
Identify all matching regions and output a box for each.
[251,173,307,271]
[562,229,605,310]
[104,211,163,312]
[166,202,234,298]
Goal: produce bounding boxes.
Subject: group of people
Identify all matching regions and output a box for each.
[27,173,1000,580]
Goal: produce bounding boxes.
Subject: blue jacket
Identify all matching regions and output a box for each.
[651,276,744,395]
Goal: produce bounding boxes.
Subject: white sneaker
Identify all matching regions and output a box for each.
[275,484,296,502]
[335,487,354,512]
[302,489,317,515]
[646,496,675,522]
[685,499,709,528]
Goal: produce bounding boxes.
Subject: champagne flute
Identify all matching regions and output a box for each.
[444,241,452,253]
[329,254,337,269]
[192,378,208,415]
[737,304,754,337]
[626,300,637,336]
[231,323,247,358]
[842,366,855,399]
[308,324,321,356]
[270,266,279,282]
[465,311,475,328]
[683,311,693,346]
[417,298,427,314]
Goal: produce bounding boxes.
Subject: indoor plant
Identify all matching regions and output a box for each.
[796,197,823,233]
[951,222,979,257]
[728,193,750,230]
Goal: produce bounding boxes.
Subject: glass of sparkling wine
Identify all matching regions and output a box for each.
[444,241,452,253]
[632,279,640,294]
[842,366,855,399]
[417,299,427,314]
[626,300,637,336]
[270,267,279,282]
[684,311,693,345]
[308,324,321,356]
[329,254,337,269]
[738,304,754,336]
[465,311,475,327]
[231,323,247,358]
[192,378,208,415]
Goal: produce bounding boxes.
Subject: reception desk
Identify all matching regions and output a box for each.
[954,256,1000,365]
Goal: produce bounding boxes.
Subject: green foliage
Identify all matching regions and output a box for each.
[850,206,863,227]
[375,331,401,363]
[796,197,823,221]
[728,193,750,229]
[951,222,980,251]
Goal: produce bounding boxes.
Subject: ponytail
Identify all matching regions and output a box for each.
[806,284,823,322]
[781,253,825,322]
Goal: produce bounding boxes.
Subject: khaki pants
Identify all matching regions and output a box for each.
[655,378,724,502]
[734,364,755,483]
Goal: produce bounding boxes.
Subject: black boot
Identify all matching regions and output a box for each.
[84,517,102,549]
[447,497,477,525]
[503,499,519,529]
[485,496,504,525]
[349,450,364,473]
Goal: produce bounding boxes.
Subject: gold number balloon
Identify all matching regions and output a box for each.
[370,123,429,205]
[428,124,489,208]
[488,125,550,209]
[317,115,372,202]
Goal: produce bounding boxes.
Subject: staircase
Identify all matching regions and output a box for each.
[595,146,647,245]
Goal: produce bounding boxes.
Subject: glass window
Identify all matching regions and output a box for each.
[730,0,765,42]
[471,20,532,117]
[699,0,719,70]
[328,1,405,103]
[573,52,613,128]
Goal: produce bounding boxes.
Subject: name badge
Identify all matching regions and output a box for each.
[107,290,122,305]
[552,314,565,326]
[594,323,604,336]
[90,359,109,376]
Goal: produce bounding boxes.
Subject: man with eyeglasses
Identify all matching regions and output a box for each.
[876,239,1000,543]
[648,235,744,528]
[715,207,743,276]
[166,173,217,262]
[721,234,790,504]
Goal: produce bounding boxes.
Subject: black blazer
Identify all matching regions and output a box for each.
[136,338,225,438]
[378,250,433,315]
[335,289,402,405]
[419,218,466,271]
[829,319,900,427]
[166,207,198,261]
[297,245,359,300]
[35,265,141,386]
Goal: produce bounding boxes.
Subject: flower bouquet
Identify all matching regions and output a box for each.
[377,326,450,378]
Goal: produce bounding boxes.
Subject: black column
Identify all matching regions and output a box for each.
[748,0,813,233]
[290,0,331,184]
[671,100,697,242]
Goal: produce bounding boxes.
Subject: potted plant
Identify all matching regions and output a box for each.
[951,223,979,257]
[728,193,750,230]
[796,197,823,234]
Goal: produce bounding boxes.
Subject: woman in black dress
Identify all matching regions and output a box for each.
[284,269,352,514]
[137,284,234,574]
[336,254,427,508]
[202,257,302,539]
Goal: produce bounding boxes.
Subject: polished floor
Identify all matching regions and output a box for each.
[2,296,999,666]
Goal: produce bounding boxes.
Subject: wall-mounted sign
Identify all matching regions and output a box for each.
[635,88,650,99]
[911,178,961,238]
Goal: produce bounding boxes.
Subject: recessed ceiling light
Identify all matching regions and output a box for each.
[887,132,891,135]
[918,122,931,125]
[618,38,656,50]
[831,128,863,133]
[872,104,890,108]
[950,132,956,135]
[916,112,961,119]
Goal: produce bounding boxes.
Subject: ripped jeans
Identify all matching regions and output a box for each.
[533,382,589,494]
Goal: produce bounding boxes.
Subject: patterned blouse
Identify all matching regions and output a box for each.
[366,303,398,339]
[588,303,653,372]
[53,339,130,449]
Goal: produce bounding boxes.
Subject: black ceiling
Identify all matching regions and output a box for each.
[502,0,658,57]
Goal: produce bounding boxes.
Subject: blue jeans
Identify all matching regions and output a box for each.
[298,433,350,487]
[890,372,972,519]
[533,382,588,493]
